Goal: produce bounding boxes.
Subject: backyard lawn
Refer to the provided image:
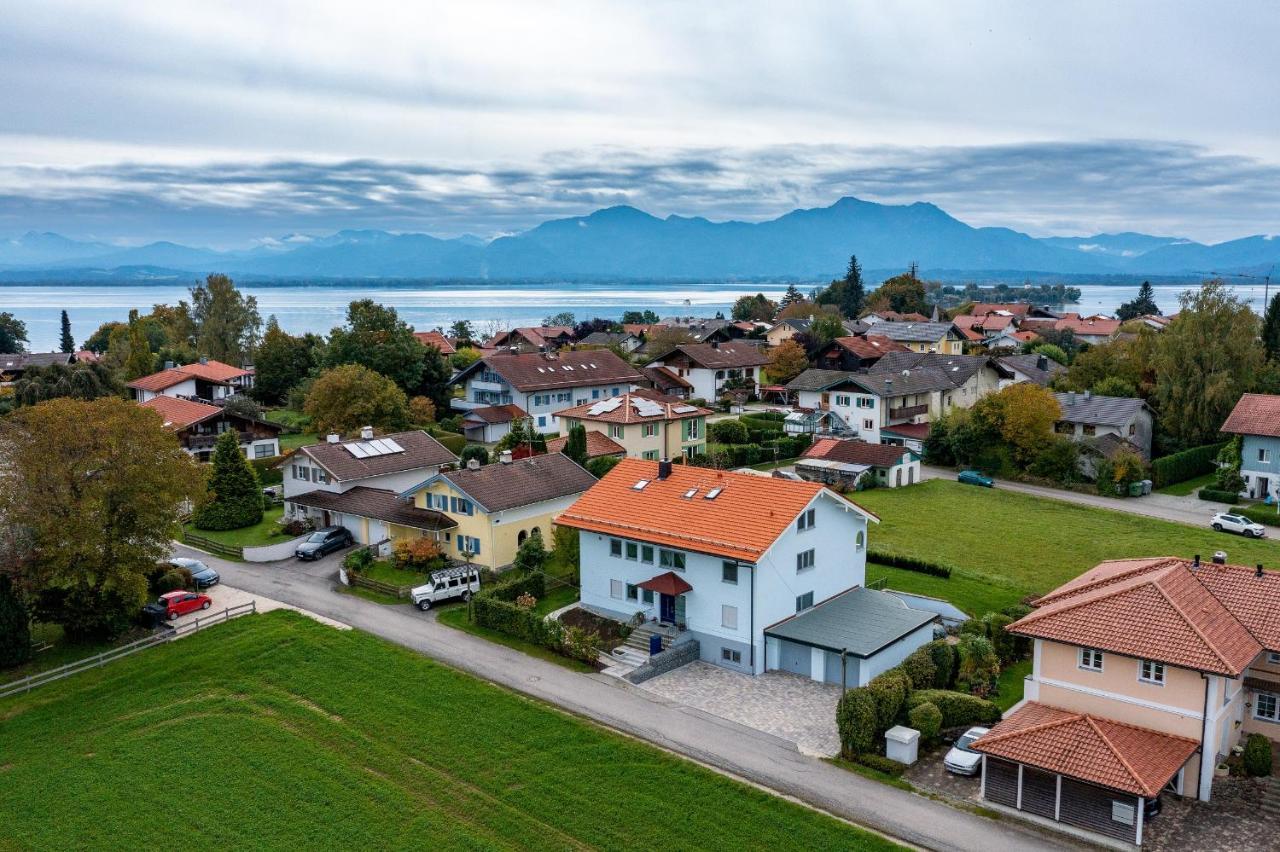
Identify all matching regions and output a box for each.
[0,613,902,850]
[183,505,287,550]
[993,659,1033,712]
[865,563,1025,618]
[854,480,1280,604]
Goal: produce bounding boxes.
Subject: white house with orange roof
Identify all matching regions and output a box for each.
[972,555,1280,846]
[127,357,253,403]
[140,395,282,461]
[557,458,937,679]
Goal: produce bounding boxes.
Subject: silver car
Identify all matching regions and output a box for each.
[943,726,990,776]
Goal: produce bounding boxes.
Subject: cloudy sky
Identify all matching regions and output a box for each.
[2,0,1278,246]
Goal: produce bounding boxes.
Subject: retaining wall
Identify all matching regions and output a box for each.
[624,639,701,684]
[243,534,310,563]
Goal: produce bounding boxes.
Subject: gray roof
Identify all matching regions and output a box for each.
[869,321,958,343]
[0,352,76,371]
[298,430,457,482]
[1054,392,1148,426]
[786,368,863,392]
[998,354,1066,387]
[764,586,938,656]
[580,331,635,346]
[438,452,597,512]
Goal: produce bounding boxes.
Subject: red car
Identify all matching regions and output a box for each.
[144,590,213,622]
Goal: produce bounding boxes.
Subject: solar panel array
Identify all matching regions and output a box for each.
[345,437,406,458]
[587,397,623,415]
[631,397,665,417]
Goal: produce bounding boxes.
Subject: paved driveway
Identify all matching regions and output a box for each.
[638,661,842,756]
[168,582,349,632]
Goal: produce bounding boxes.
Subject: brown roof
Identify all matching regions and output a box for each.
[439,453,597,512]
[297,430,457,482]
[556,458,876,562]
[972,702,1198,797]
[641,365,692,391]
[546,431,626,459]
[470,349,644,393]
[488,326,575,349]
[969,303,1031,318]
[803,438,915,467]
[289,487,456,532]
[828,335,911,360]
[1222,393,1280,438]
[413,330,456,355]
[140,395,223,429]
[553,390,711,424]
[1012,557,1263,676]
[657,343,769,370]
[463,403,528,424]
[1056,317,1120,337]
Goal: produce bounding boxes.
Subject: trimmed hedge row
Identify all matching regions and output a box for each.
[867,550,952,579]
[1230,505,1280,528]
[1199,488,1241,503]
[1151,441,1226,489]
[905,689,1003,728]
[469,571,599,664]
[430,429,467,455]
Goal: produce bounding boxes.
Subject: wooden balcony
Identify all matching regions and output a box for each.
[889,403,928,421]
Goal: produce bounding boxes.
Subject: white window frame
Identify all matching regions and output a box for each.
[610,579,624,600]
[1138,659,1165,685]
[642,423,658,438]
[1261,448,1272,464]
[1079,647,1104,672]
[721,605,738,630]
[1254,691,1279,723]
[610,424,624,439]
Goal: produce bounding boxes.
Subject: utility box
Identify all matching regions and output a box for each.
[885,725,920,765]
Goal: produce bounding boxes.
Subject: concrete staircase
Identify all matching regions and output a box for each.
[1259,778,1280,821]
[606,622,675,669]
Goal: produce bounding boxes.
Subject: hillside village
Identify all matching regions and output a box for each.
[5,266,1280,850]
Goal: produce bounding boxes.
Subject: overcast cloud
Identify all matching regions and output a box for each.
[1,0,1277,245]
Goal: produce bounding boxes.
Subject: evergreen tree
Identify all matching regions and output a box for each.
[841,254,866,318]
[779,284,804,309]
[59,310,74,353]
[193,430,264,531]
[1116,281,1160,321]
[563,423,588,466]
[1263,293,1280,362]
[0,574,32,669]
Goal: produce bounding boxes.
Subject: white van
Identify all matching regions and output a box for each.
[410,566,481,611]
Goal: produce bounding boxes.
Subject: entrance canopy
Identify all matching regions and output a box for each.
[638,571,693,597]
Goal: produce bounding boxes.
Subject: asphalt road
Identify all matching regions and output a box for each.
[174,544,1078,852]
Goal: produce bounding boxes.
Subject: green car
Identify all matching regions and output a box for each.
[957,469,994,488]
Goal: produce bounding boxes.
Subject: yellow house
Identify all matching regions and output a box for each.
[553,390,712,461]
[870,321,964,355]
[399,452,597,571]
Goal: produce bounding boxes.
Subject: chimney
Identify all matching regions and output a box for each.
[499,449,513,465]
[657,458,673,480]
[164,360,175,370]
[1067,391,1076,406]
[710,340,719,349]
[360,426,374,440]
[1084,389,1092,401]
[199,355,208,365]
[327,433,340,444]
[1193,554,1201,569]
[467,458,481,470]
[1213,551,1227,565]
[1258,564,1265,578]
[1036,354,1048,371]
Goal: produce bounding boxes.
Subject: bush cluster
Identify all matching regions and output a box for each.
[1244,733,1273,777]
[691,434,812,468]
[393,537,445,573]
[155,567,193,594]
[1151,441,1227,489]
[342,548,374,575]
[905,690,1003,728]
[907,701,943,742]
[866,550,952,579]
[1199,488,1242,503]
[854,753,907,777]
[471,572,600,664]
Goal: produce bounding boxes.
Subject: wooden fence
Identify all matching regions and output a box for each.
[348,573,415,600]
[0,601,257,700]
[181,531,244,560]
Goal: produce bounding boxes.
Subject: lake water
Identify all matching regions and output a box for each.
[0,279,1272,352]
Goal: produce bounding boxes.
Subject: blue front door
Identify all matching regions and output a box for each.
[660,593,675,624]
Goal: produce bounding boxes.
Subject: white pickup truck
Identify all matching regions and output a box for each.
[410,566,482,611]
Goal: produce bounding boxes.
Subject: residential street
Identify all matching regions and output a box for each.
[172,544,1078,852]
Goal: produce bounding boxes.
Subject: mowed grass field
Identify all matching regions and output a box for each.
[0,611,899,851]
[855,480,1280,612]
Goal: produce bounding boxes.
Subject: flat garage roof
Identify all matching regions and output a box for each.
[765,586,937,657]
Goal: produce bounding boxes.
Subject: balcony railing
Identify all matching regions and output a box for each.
[888,403,928,421]
[183,431,256,450]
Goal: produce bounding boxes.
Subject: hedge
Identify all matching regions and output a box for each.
[866,670,911,732]
[1199,488,1242,503]
[430,429,467,455]
[907,701,943,742]
[836,688,878,757]
[906,689,1002,728]
[854,753,907,777]
[1151,441,1227,489]
[483,570,546,602]
[251,455,284,486]
[866,550,952,579]
[1230,505,1280,528]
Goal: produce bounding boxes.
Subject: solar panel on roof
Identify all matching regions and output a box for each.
[346,442,371,458]
[382,438,405,453]
[672,405,697,413]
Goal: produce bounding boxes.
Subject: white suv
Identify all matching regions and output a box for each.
[410,566,481,611]
[1211,512,1267,539]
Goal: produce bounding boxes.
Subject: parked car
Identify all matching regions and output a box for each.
[957,470,994,488]
[167,557,219,589]
[943,726,990,775]
[410,566,481,611]
[295,526,354,560]
[1211,512,1266,538]
[142,590,212,624]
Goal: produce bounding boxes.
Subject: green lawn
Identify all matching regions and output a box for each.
[360,561,432,588]
[865,564,1025,618]
[279,432,319,452]
[0,623,152,685]
[993,659,1033,712]
[1156,472,1217,496]
[0,613,900,851]
[184,505,287,549]
[854,480,1280,602]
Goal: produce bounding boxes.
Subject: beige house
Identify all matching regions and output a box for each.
[554,390,711,461]
[972,556,1280,846]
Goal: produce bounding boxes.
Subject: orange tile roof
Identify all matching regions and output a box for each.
[1222,393,1280,438]
[1056,317,1120,337]
[1194,560,1280,652]
[972,702,1198,797]
[552,390,711,424]
[139,395,223,429]
[556,458,876,562]
[830,335,911,359]
[127,359,249,390]
[546,430,626,459]
[413,330,457,354]
[1013,557,1263,675]
[970,303,1031,318]
[127,367,196,392]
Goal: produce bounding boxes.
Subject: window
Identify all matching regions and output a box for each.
[625,541,638,560]
[797,507,816,532]
[592,389,600,399]
[715,370,726,379]
[721,605,738,630]
[1139,659,1165,685]
[642,423,658,438]
[298,466,311,482]
[1268,652,1280,665]
[856,396,875,409]
[1079,647,1104,672]
[450,497,473,516]
[660,549,686,571]
[855,530,864,551]
[456,535,481,555]
[796,549,815,573]
[642,450,659,460]
[641,545,654,564]
[1261,448,1273,464]
[537,415,548,428]
[314,469,329,484]
[610,539,622,557]
[1129,423,1137,437]
[722,561,738,584]
[834,394,851,407]
[721,648,742,664]
[610,579,624,599]
[1082,424,1096,436]
[610,425,624,439]
[626,583,638,601]
[255,444,273,459]
[863,418,875,431]
[795,591,814,612]
[642,589,654,604]
[1256,692,1279,722]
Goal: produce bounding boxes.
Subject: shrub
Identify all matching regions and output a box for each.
[908,701,943,743]
[836,688,878,757]
[1199,488,1241,502]
[35,584,139,641]
[958,618,987,637]
[956,634,1001,697]
[586,455,621,478]
[926,640,956,689]
[251,455,284,486]
[282,518,312,536]
[342,547,374,575]
[710,419,749,445]
[983,613,1018,663]
[1028,437,1080,484]
[866,550,952,578]
[430,430,467,456]
[560,625,600,663]
[1230,505,1280,527]
[155,567,192,594]
[483,571,546,603]
[409,395,437,425]
[459,444,489,467]
[906,690,1002,728]
[1151,441,1226,488]
[866,670,912,733]
[900,646,938,691]
[512,534,548,574]
[515,592,537,610]
[1244,733,1273,777]
[854,753,907,777]
[393,537,444,573]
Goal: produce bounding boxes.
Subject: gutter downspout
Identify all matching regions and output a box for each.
[1199,672,1212,800]
[841,648,848,692]
[749,561,756,672]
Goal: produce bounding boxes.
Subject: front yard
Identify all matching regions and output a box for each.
[183,505,288,550]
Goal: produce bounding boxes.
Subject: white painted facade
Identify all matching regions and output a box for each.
[795,389,881,443]
[455,369,634,433]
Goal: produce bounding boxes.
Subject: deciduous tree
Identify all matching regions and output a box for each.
[251,317,314,405]
[0,312,28,354]
[325,299,425,393]
[13,362,122,406]
[304,364,410,436]
[621,309,660,325]
[731,293,777,322]
[972,383,1061,464]
[0,574,32,669]
[866,272,928,316]
[766,339,809,384]
[123,310,158,380]
[190,273,261,363]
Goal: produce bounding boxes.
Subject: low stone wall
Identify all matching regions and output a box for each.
[624,639,701,684]
[243,534,310,563]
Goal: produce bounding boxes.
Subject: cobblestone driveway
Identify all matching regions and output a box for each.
[637,661,842,756]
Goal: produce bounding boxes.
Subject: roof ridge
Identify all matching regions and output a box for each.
[1152,571,1239,673]
[975,708,1084,746]
[1031,557,1181,605]
[1084,716,1153,797]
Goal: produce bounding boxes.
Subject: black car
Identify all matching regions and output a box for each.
[169,557,219,589]
[295,526,353,561]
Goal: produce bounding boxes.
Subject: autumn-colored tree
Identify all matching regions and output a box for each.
[0,398,202,638]
[1153,281,1265,450]
[731,293,778,322]
[123,310,157,380]
[643,326,695,359]
[409,396,437,425]
[766,339,809,384]
[866,273,928,315]
[973,383,1061,464]
[304,364,410,436]
[776,300,828,321]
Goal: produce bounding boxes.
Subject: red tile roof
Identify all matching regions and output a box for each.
[127,359,249,391]
[546,430,626,459]
[139,395,223,429]
[127,367,196,392]
[553,390,710,424]
[1222,393,1280,438]
[969,303,1031,318]
[556,458,876,562]
[463,403,527,424]
[972,702,1198,797]
[639,571,693,596]
[829,335,911,360]
[803,438,915,467]
[413,330,456,355]
[1013,557,1263,675]
[1056,317,1120,337]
